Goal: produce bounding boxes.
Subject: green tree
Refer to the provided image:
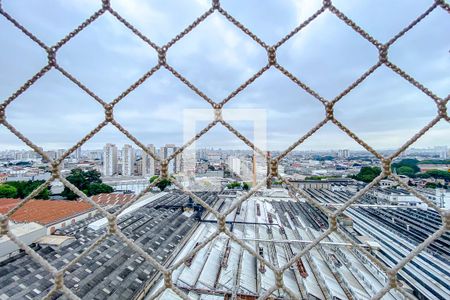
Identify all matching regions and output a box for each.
[226,181,241,189]
[415,172,431,179]
[0,184,18,198]
[396,166,416,177]
[425,182,446,189]
[351,166,381,183]
[62,169,113,200]
[66,169,89,190]
[392,159,420,174]
[226,181,251,190]
[425,170,450,181]
[419,159,450,165]
[5,180,50,199]
[84,170,102,185]
[88,183,114,196]
[150,175,173,191]
[305,176,326,180]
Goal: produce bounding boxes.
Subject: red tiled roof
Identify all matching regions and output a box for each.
[0,199,93,225]
[90,193,134,206]
[0,199,20,214]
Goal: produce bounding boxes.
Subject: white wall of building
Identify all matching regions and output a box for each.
[0,222,46,262]
[423,189,450,209]
[227,157,241,175]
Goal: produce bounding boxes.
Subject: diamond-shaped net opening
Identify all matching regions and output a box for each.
[0,0,449,299]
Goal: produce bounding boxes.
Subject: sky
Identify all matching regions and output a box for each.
[0,0,449,152]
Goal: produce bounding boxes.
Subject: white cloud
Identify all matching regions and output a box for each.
[0,1,448,150]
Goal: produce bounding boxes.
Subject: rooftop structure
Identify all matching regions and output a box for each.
[0,222,46,262]
[0,191,218,300]
[0,199,93,226]
[151,189,409,300]
[90,193,135,207]
[299,187,450,300]
[0,186,449,299]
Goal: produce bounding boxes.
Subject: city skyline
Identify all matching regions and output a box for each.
[1,144,450,153]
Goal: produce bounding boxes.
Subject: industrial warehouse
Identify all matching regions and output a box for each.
[0,183,449,300]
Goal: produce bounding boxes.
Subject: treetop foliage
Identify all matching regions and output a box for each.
[226,181,250,190]
[1,180,50,199]
[62,169,113,200]
[392,159,449,180]
[351,166,381,183]
[149,175,173,191]
[0,184,18,198]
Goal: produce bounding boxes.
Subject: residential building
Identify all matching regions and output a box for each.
[122,144,135,176]
[337,149,350,159]
[227,156,241,175]
[434,146,448,159]
[103,143,118,176]
[161,144,181,174]
[44,150,57,160]
[57,149,66,158]
[75,147,82,160]
[142,144,156,177]
[87,150,103,160]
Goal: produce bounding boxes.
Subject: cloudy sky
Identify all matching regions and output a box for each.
[0,0,449,152]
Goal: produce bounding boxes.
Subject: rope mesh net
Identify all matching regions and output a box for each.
[0,0,449,299]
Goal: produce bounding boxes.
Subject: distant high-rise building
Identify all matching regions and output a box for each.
[36,147,44,160]
[122,144,135,176]
[434,146,448,159]
[88,150,103,160]
[57,149,66,159]
[240,160,253,181]
[198,149,208,160]
[207,151,221,163]
[45,150,57,160]
[337,149,350,159]
[161,144,181,174]
[103,144,118,176]
[227,156,241,175]
[176,154,183,173]
[142,144,156,177]
[75,147,82,160]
